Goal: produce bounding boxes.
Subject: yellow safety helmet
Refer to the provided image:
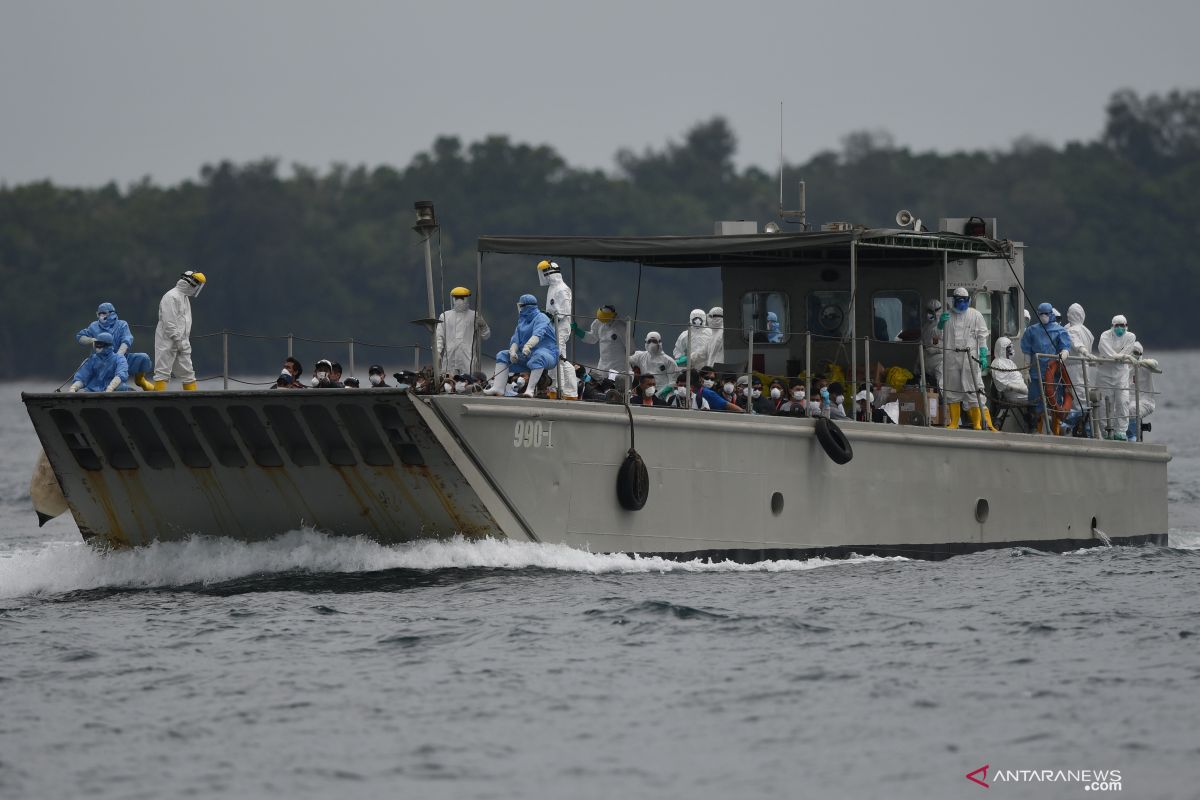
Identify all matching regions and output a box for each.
[596,305,617,323]
[450,286,471,298]
[181,270,206,286]
[536,259,560,273]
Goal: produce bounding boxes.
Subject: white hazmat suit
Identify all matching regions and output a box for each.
[436,297,490,376]
[1127,344,1157,436]
[991,336,1028,403]
[707,306,725,365]
[919,301,944,387]
[943,303,990,409]
[1063,303,1095,393]
[154,272,204,388]
[581,315,630,374]
[673,309,714,369]
[629,333,678,386]
[539,262,578,398]
[1097,318,1137,436]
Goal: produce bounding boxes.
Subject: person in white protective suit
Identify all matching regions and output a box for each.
[919,299,944,388]
[706,306,726,365]
[1060,303,1095,434]
[573,304,630,382]
[673,309,714,369]
[1096,314,1138,439]
[629,331,678,391]
[436,286,490,377]
[1126,341,1157,442]
[990,336,1028,403]
[537,260,579,399]
[939,287,992,430]
[154,270,206,390]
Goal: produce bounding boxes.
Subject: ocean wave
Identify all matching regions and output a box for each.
[1168,529,1200,550]
[0,530,905,599]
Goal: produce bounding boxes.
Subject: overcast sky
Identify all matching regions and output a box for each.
[2,0,1197,187]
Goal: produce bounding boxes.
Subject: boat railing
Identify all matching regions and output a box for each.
[1032,351,1162,439]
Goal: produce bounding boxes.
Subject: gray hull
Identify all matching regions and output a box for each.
[23,391,1169,558]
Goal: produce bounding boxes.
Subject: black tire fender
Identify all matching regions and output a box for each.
[616,449,649,510]
[814,417,853,465]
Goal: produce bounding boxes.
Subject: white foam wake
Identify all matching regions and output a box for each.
[1169,529,1200,550]
[0,530,904,599]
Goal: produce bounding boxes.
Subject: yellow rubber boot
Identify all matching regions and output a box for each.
[945,402,962,429]
[182,381,198,391]
[153,380,168,391]
[967,406,983,430]
[134,373,155,391]
[983,407,999,432]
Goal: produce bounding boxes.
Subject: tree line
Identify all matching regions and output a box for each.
[1,88,1197,380]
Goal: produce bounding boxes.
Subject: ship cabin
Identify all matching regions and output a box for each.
[477,216,1026,418]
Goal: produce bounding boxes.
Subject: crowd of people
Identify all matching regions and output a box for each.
[63,264,1157,443]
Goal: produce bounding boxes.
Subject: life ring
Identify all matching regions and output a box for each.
[815,417,853,465]
[616,449,649,510]
[1042,359,1074,414]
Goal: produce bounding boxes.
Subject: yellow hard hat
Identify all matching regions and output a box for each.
[181,270,206,285]
[596,305,617,323]
[537,259,559,272]
[450,286,471,298]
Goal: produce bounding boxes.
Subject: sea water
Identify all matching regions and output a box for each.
[2,357,1198,800]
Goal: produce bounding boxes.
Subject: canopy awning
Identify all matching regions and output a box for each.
[477,229,1003,268]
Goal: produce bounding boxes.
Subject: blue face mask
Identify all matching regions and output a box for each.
[1114,326,1126,337]
[953,297,970,312]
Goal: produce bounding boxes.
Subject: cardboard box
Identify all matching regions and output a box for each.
[898,389,942,426]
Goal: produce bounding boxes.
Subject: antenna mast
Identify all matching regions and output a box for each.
[778,102,808,230]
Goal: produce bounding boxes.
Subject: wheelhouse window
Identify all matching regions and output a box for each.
[974,290,993,333]
[1004,287,1020,335]
[871,290,921,341]
[741,292,789,343]
[806,290,849,338]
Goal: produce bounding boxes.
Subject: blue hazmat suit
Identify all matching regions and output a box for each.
[1019,302,1072,411]
[73,343,131,392]
[76,302,134,353]
[496,295,559,372]
[766,311,784,343]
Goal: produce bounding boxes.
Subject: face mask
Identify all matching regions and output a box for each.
[792,390,804,400]
[453,298,467,311]
[710,315,723,327]
[515,377,526,388]
[953,298,969,312]
[832,394,844,405]
[692,317,704,327]
[455,381,467,393]
[1006,347,1014,359]
[675,387,687,398]
[752,389,762,399]
[310,376,320,387]
[443,382,454,393]
[97,312,110,322]
[925,312,934,321]
[369,374,382,386]
[647,341,661,354]
[316,371,329,381]
[723,382,734,394]
[94,344,109,353]
[1039,313,1051,324]
[770,387,782,400]
[644,386,656,398]
[703,379,715,388]
[1114,326,1126,336]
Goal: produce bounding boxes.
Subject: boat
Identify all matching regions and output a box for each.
[23,211,1168,559]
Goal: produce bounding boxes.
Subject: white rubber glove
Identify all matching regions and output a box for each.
[522,335,539,357]
[79,336,95,345]
[69,381,83,393]
[508,343,518,361]
[1059,350,1070,359]
[105,376,122,392]
[117,343,129,355]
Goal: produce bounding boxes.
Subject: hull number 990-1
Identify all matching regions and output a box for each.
[513,420,554,448]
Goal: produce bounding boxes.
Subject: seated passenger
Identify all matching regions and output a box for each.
[280,357,306,389]
[688,369,742,412]
[68,332,130,393]
[764,379,788,415]
[750,378,774,415]
[272,369,294,389]
[632,374,667,407]
[311,359,340,388]
[343,376,360,388]
[368,364,390,387]
[486,294,558,398]
[778,381,808,416]
[665,373,690,408]
[826,382,849,420]
[330,362,345,386]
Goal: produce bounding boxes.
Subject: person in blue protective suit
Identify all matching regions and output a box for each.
[1019,301,1073,433]
[766,311,784,343]
[485,294,558,397]
[68,332,131,392]
[75,302,154,390]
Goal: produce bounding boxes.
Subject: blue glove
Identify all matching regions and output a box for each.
[978,347,989,371]
[571,321,586,340]
[820,387,830,402]
[937,312,950,330]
